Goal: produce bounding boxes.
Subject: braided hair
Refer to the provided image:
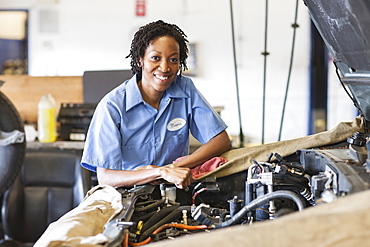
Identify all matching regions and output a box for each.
[126,20,189,79]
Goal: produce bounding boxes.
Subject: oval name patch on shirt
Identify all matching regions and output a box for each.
[167,118,186,131]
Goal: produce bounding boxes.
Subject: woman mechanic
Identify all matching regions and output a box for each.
[81,20,231,190]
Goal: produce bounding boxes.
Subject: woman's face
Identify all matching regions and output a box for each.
[139,35,180,94]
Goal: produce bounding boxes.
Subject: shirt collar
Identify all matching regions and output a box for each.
[126,75,143,111]
[165,76,188,99]
[126,75,189,111]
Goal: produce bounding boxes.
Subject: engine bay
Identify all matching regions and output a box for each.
[102,131,370,246]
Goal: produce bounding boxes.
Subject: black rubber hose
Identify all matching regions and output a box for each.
[214,190,305,228]
[140,205,179,234]
[139,206,191,242]
[135,198,166,212]
[133,211,157,223]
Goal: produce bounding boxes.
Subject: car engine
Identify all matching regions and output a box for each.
[102,131,370,246]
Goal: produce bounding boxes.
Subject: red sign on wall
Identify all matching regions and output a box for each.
[136,0,146,16]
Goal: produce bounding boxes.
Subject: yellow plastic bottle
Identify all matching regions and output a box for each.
[37,94,57,143]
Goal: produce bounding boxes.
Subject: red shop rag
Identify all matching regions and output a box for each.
[173,156,228,179]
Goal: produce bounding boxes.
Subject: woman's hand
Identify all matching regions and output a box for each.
[136,164,193,189]
[158,165,193,189]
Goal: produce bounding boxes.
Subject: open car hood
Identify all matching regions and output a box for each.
[304,0,370,122]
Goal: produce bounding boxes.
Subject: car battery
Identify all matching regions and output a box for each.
[58,103,96,141]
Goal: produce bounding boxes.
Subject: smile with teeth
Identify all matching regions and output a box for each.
[155,74,169,81]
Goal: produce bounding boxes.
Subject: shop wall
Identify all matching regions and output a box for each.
[0,75,82,123]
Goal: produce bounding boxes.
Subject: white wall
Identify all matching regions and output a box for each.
[0,0,357,144]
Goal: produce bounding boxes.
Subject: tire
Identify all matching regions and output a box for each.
[0,90,25,197]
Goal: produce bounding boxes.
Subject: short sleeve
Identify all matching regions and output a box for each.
[81,99,123,172]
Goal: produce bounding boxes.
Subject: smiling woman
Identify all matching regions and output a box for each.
[80,20,232,189]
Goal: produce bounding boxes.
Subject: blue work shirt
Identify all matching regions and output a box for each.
[81,75,227,172]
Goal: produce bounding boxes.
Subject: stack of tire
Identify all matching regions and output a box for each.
[0,90,25,197]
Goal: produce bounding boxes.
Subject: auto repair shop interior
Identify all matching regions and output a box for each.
[0,0,370,246]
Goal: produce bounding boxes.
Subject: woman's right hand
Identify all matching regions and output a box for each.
[158,165,193,189]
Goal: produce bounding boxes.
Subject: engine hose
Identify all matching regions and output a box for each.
[139,206,191,242]
[213,190,305,228]
[123,230,129,247]
[140,205,179,234]
[135,198,166,212]
[130,223,211,246]
[133,211,157,223]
